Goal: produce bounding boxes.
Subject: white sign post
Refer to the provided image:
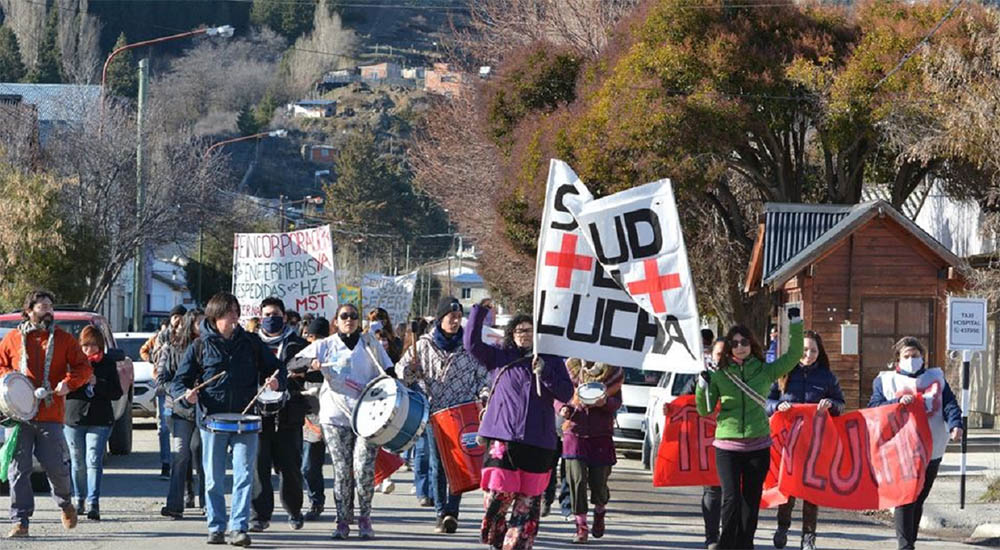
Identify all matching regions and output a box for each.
[947,296,987,510]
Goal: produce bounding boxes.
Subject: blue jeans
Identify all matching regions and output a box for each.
[201,428,258,534]
[157,394,171,466]
[412,429,432,501]
[301,440,326,508]
[426,425,461,518]
[62,425,112,507]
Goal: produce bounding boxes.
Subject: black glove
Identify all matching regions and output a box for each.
[699,370,712,385]
[787,306,802,324]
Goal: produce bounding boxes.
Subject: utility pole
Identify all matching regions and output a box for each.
[278,195,286,232]
[132,58,149,332]
[197,224,204,306]
[404,244,410,272]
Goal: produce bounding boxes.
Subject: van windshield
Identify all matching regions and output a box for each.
[622,367,659,386]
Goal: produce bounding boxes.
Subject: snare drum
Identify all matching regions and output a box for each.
[0,371,39,426]
[203,413,262,434]
[352,376,428,453]
[256,389,287,417]
[577,382,607,406]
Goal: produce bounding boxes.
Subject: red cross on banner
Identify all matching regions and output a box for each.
[627,258,681,314]
[544,233,594,289]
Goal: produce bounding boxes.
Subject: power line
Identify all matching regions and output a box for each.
[872,0,965,90]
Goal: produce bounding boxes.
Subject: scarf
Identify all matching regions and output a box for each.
[432,325,463,353]
[18,320,57,407]
[338,330,360,350]
[259,325,297,361]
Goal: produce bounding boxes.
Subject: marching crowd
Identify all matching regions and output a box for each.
[0,288,964,550]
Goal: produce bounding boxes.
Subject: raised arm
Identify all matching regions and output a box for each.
[765,321,804,381]
[464,304,504,370]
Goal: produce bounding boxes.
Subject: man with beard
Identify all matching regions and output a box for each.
[0,290,93,538]
[249,297,311,532]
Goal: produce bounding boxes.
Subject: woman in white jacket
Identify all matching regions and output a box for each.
[295,303,391,541]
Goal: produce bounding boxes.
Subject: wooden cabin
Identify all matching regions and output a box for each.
[744,201,966,408]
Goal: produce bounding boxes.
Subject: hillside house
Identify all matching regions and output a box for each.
[359,62,402,81]
[425,63,468,98]
[302,144,336,164]
[290,99,337,118]
[0,83,100,144]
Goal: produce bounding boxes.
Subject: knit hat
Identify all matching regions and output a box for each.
[435,296,463,321]
[305,317,330,338]
[169,304,188,317]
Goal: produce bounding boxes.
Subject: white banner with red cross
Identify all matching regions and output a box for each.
[533,160,702,372]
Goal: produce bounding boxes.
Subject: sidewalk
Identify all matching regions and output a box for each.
[920,428,1000,545]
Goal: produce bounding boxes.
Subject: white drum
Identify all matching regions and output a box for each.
[352,376,428,453]
[0,371,39,425]
[256,389,287,417]
[577,382,607,406]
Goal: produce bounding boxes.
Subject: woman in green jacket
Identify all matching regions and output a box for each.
[696,311,803,550]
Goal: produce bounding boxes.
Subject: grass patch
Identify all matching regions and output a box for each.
[981,476,1000,503]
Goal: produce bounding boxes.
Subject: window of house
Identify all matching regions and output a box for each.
[461,288,471,299]
[320,148,329,157]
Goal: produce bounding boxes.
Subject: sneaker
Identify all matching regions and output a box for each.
[434,517,445,534]
[773,527,788,549]
[160,464,171,480]
[572,522,588,544]
[331,521,350,540]
[442,515,458,534]
[358,517,375,540]
[5,524,28,538]
[288,515,304,531]
[304,505,323,522]
[161,506,183,519]
[381,479,395,495]
[76,499,86,515]
[801,533,817,550]
[206,531,226,545]
[707,544,719,550]
[61,505,78,529]
[228,531,251,547]
[592,510,605,539]
[419,497,434,507]
[87,506,101,521]
[248,520,269,533]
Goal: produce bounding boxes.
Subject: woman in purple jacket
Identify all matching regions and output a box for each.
[465,304,574,550]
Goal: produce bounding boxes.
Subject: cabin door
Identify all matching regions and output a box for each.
[859,298,935,407]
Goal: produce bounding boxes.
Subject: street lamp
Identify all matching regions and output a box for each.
[204,129,289,157]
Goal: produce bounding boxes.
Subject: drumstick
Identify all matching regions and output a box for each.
[191,371,226,393]
[241,373,276,415]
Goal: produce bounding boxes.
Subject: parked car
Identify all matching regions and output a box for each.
[0,309,135,455]
[614,367,661,451]
[114,332,158,417]
[641,371,696,470]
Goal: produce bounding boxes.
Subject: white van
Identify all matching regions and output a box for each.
[614,367,661,451]
[641,371,696,470]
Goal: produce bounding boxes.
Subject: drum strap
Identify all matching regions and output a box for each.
[18,322,56,407]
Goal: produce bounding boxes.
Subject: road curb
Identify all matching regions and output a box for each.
[970,524,1000,542]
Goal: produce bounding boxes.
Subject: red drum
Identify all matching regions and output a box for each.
[374,448,405,486]
[430,401,486,495]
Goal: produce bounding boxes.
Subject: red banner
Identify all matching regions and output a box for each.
[653,397,934,510]
[653,395,718,487]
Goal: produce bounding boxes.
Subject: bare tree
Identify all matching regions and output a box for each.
[285,0,360,96]
[45,102,232,308]
[58,6,103,84]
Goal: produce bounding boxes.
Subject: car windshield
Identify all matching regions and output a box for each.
[117,338,146,362]
[622,367,659,386]
[0,319,91,339]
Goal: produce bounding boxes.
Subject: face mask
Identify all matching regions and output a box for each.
[87,351,104,364]
[261,316,285,334]
[898,356,924,374]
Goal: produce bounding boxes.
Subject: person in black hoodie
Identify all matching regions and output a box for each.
[63,326,124,521]
[249,297,311,532]
[173,292,286,548]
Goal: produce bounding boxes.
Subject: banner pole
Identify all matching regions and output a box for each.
[960,349,971,509]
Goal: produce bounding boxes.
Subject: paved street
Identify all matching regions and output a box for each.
[2,419,978,549]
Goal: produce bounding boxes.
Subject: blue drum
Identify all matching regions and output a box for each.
[204,413,262,434]
[352,375,428,452]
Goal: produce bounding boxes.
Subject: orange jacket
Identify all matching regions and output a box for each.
[0,326,93,423]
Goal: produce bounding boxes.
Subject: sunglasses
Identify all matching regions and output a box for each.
[339,312,359,321]
[731,338,750,348]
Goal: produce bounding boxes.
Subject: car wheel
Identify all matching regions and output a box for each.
[641,431,652,470]
[108,392,133,456]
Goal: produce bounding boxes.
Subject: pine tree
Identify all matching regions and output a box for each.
[236,104,260,135]
[0,26,26,82]
[26,8,63,84]
[250,0,316,42]
[105,32,138,99]
[253,91,279,129]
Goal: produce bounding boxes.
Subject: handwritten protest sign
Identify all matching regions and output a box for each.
[231,225,338,319]
[653,399,934,510]
[361,271,418,326]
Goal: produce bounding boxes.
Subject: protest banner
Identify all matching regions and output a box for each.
[231,225,338,320]
[653,395,718,487]
[533,159,699,371]
[568,178,702,373]
[653,400,934,510]
[338,284,361,308]
[361,271,418,325]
